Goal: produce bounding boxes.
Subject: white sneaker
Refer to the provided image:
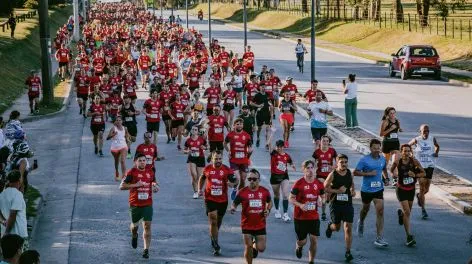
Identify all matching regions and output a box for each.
[274,210,282,219]
[282,213,291,222]
[193,192,199,199]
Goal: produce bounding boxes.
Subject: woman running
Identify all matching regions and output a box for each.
[222,82,236,127]
[184,125,207,199]
[106,116,130,181]
[380,106,402,166]
[278,92,297,148]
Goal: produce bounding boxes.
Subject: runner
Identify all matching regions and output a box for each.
[203,80,221,116]
[238,105,256,143]
[169,93,187,150]
[323,154,355,262]
[408,124,440,219]
[380,106,402,167]
[184,125,207,199]
[218,46,230,80]
[280,77,300,131]
[55,43,70,81]
[106,116,130,181]
[289,160,324,264]
[120,153,159,259]
[244,75,259,111]
[107,90,123,122]
[231,168,272,264]
[24,70,41,114]
[120,95,139,159]
[75,68,90,117]
[307,92,333,148]
[159,85,175,143]
[270,140,296,222]
[353,139,390,247]
[198,151,238,256]
[295,39,307,73]
[87,96,106,156]
[137,49,151,90]
[135,132,165,176]
[232,69,244,108]
[224,118,253,198]
[222,82,236,128]
[312,135,337,221]
[143,90,162,145]
[242,46,255,73]
[251,84,272,150]
[390,144,425,247]
[278,92,297,148]
[205,105,230,162]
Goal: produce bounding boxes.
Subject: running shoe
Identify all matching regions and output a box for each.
[398,209,404,225]
[99,150,104,157]
[193,192,199,199]
[274,210,282,219]
[167,138,171,144]
[94,147,98,155]
[79,109,82,115]
[230,188,237,200]
[345,251,354,262]
[406,235,416,247]
[421,209,429,220]
[252,237,258,258]
[374,236,389,247]
[321,213,327,221]
[35,109,39,114]
[131,234,138,249]
[282,213,291,222]
[142,249,149,259]
[325,222,333,238]
[290,126,294,132]
[356,220,364,237]
[211,239,221,256]
[295,246,303,259]
[177,145,181,151]
[256,139,260,148]
[172,136,176,141]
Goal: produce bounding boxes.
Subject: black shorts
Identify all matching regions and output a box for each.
[187,156,205,167]
[124,122,137,137]
[329,203,354,224]
[172,119,184,128]
[129,95,137,101]
[77,93,89,102]
[189,86,199,93]
[205,200,228,217]
[361,190,384,204]
[256,111,271,127]
[311,127,328,141]
[382,139,400,154]
[59,61,68,67]
[221,66,229,73]
[247,66,254,72]
[223,104,234,112]
[28,94,39,101]
[147,121,160,132]
[162,115,172,122]
[209,141,224,152]
[424,167,434,180]
[270,173,289,185]
[294,219,320,241]
[242,228,266,236]
[230,162,249,173]
[90,124,105,135]
[396,187,415,202]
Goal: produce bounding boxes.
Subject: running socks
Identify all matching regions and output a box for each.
[283,199,289,213]
[274,198,280,210]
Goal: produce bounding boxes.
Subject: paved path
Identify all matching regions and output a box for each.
[25,12,472,263]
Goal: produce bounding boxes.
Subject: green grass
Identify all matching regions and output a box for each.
[0,5,72,116]
[24,185,41,218]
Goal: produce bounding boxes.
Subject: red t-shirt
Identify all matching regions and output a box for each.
[26,76,41,95]
[281,84,298,101]
[89,103,105,125]
[291,177,325,220]
[139,55,151,70]
[187,72,200,88]
[170,101,186,120]
[312,147,337,179]
[234,186,271,231]
[143,98,162,122]
[204,87,220,109]
[184,136,207,158]
[224,131,252,165]
[304,89,327,103]
[208,115,227,142]
[76,75,89,95]
[166,63,178,79]
[56,48,70,63]
[107,97,123,115]
[135,143,158,170]
[93,57,105,73]
[242,51,254,68]
[123,167,156,207]
[218,52,230,67]
[123,80,137,97]
[180,92,191,107]
[244,83,259,103]
[261,80,274,99]
[222,90,236,105]
[203,164,235,203]
[270,151,293,175]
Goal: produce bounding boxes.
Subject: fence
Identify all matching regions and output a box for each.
[0,11,37,32]
[208,0,472,41]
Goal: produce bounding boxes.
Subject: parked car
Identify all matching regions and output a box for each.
[389,45,441,80]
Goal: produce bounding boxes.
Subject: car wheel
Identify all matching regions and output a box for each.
[434,70,441,80]
[389,64,396,77]
[401,66,408,80]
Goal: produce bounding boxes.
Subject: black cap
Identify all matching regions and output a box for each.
[276,140,285,147]
[7,170,21,183]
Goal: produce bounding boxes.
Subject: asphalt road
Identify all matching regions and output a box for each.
[23,11,472,264]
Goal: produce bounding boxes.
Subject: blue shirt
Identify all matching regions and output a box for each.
[355,154,386,193]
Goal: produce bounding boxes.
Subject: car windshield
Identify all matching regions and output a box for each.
[410,47,437,57]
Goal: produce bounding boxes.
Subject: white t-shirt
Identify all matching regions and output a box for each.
[307,101,331,128]
[295,43,305,54]
[233,75,243,88]
[0,187,28,238]
[0,128,4,148]
[345,82,358,100]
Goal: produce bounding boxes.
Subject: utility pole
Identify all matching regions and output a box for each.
[243,0,247,48]
[73,0,80,41]
[208,0,211,43]
[185,0,189,29]
[310,0,316,80]
[160,0,163,18]
[39,0,53,105]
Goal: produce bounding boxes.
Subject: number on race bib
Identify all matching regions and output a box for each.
[321,166,330,173]
[150,114,158,119]
[211,188,223,196]
[306,202,316,210]
[94,117,102,122]
[389,133,398,139]
[370,181,381,188]
[138,192,149,200]
[403,177,414,185]
[31,87,38,92]
[235,152,245,159]
[127,88,134,93]
[125,117,133,122]
[226,99,233,104]
[210,99,217,104]
[214,128,223,133]
[176,113,184,118]
[336,194,349,202]
[145,155,153,165]
[420,154,432,163]
[276,161,287,172]
[249,199,262,208]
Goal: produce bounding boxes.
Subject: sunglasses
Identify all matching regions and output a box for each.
[247,178,259,182]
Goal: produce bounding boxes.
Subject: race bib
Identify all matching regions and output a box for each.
[419,154,432,163]
[125,117,133,122]
[321,165,330,173]
[276,161,286,172]
[191,77,197,81]
[150,114,158,119]
[235,152,245,159]
[226,99,234,104]
[94,117,102,122]
[249,199,262,208]
[31,87,38,92]
[389,133,398,139]
[211,188,222,196]
[290,90,295,95]
[210,99,217,104]
[336,194,349,202]
[176,113,184,118]
[306,202,316,210]
[138,192,149,200]
[370,181,381,188]
[127,88,134,93]
[191,151,200,157]
[214,127,222,133]
[143,62,148,67]
[265,86,272,92]
[403,177,414,185]
[145,155,153,165]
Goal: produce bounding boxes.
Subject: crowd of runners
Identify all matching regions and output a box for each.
[5,1,445,263]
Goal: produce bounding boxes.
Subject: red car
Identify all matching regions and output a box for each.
[389,45,441,80]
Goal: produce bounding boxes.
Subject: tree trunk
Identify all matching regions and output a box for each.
[316,0,321,14]
[362,0,369,19]
[416,0,430,26]
[370,0,380,20]
[302,0,308,13]
[336,0,340,18]
[326,0,330,18]
[354,5,360,19]
[393,0,403,22]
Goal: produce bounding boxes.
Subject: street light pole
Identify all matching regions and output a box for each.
[185,0,188,28]
[208,0,211,44]
[39,0,53,105]
[73,0,80,41]
[160,0,163,18]
[243,0,247,48]
[310,0,316,80]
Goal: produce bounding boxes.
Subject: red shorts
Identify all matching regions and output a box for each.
[279,113,294,125]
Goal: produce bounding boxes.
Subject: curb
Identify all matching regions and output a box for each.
[27,184,44,241]
[215,18,472,88]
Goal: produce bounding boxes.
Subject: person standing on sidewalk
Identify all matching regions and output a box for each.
[342,74,358,128]
[408,124,440,219]
[8,13,16,39]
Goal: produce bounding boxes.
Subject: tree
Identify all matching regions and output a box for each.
[370,0,381,20]
[302,0,308,13]
[393,0,403,22]
[432,0,466,19]
[416,0,430,26]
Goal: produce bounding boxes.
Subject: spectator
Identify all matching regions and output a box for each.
[0,116,4,147]
[19,250,40,264]
[8,13,16,39]
[0,234,24,264]
[0,170,28,242]
[343,73,358,128]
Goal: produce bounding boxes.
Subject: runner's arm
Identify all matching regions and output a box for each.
[4,210,18,235]
[433,137,440,156]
